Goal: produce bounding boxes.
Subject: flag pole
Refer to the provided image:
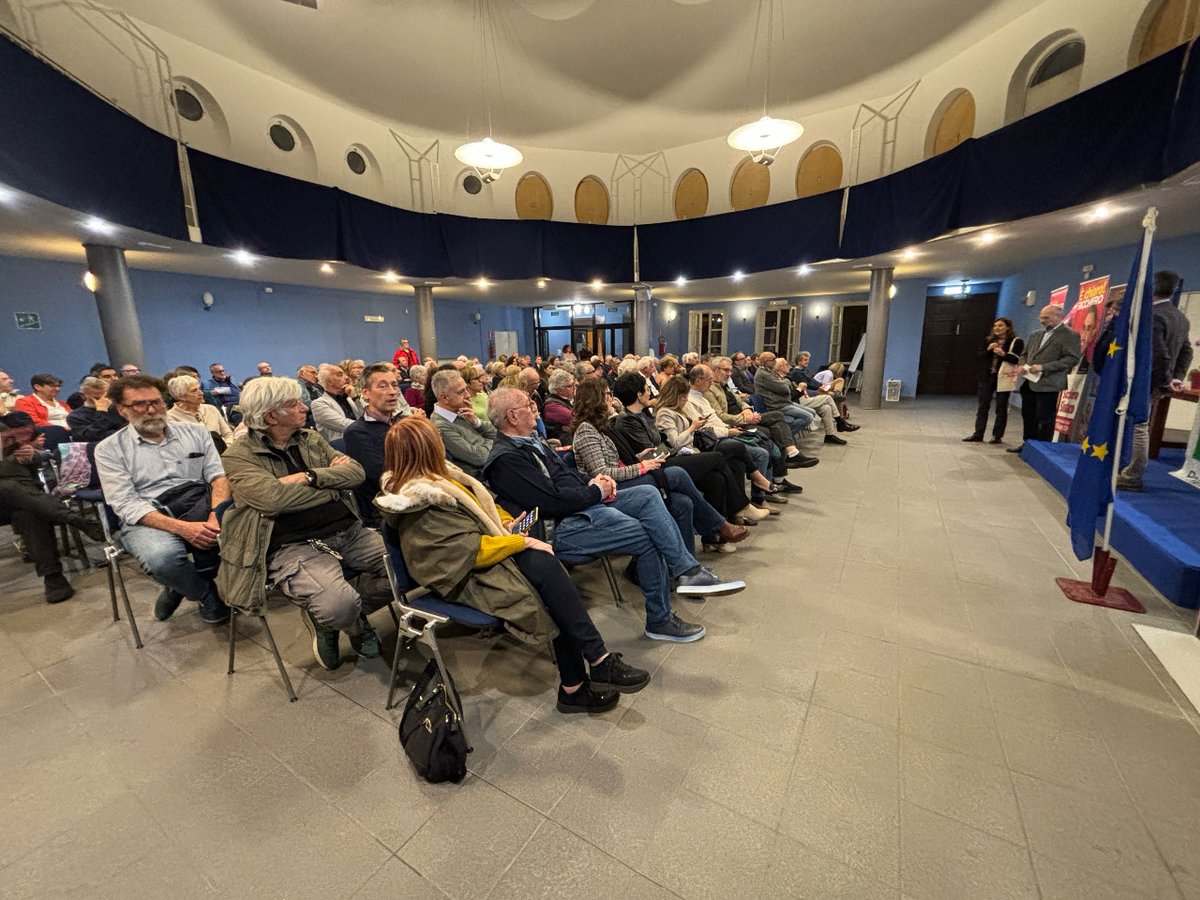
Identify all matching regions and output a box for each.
[1101,206,1157,555]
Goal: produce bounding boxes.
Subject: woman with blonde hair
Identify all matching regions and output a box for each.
[374,416,649,714]
[656,355,679,387]
[461,365,489,420]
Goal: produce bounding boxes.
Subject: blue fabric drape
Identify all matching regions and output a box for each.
[1163,41,1200,177]
[0,37,187,240]
[637,189,842,283]
[189,149,340,260]
[960,45,1186,228]
[335,191,451,277]
[840,146,966,259]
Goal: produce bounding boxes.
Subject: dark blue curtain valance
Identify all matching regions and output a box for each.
[959,44,1186,228]
[636,189,843,283]
[840,146,966,259]
[1163,41,1200,177]
[0,37,187,240]
[335,191,452,277]
[189,150,340,261]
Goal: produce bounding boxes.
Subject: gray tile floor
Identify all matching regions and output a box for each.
[3,397,1199,899]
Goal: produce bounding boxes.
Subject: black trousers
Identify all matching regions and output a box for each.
[0,480,72,577]
[972,377,1011,439]
[514,549,606,687]
[665,451,747,518]
[1019,382,1059,442]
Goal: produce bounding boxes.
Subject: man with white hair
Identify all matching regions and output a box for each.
[637,356,661,398]
[310,364,361,442]
[754,352,818,437]
[95,375,231,624]
[218,377,388,670]
[431,368,496,478]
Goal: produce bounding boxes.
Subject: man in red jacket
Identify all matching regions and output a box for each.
[392,338,419,369]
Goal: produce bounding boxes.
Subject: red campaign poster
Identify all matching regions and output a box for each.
[1065,275,1109,362]
[1049,285,1069,307]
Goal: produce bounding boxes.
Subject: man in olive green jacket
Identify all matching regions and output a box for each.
[218,377,390,671]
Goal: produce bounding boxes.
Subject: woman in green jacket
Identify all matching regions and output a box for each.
[373,415,649,715]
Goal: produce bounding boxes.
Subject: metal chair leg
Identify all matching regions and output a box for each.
[386,623,406,711]
[426,627,471,751]
[227,608,238,674]
[112,556,142,649]
[600,557,625,606]
[258,614,298,702]
[104,554,120,622]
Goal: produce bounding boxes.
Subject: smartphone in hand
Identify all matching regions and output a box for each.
[511,507,539,535]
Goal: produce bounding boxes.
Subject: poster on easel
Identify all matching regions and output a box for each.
[1066,276,1110,362]
[1049,285,1069,308]
[1170,400,1200,490]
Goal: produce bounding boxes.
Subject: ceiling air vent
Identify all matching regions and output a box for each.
[280,0,317,8]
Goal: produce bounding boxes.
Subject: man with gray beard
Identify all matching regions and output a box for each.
[95,375,231,624]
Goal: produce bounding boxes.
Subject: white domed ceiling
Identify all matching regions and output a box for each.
[89,0,1046,154]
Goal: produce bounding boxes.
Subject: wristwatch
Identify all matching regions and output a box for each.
[304,470,318,487]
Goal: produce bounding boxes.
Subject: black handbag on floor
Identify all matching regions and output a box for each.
[399,659,470,783]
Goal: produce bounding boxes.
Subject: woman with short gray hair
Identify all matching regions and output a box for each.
[544,370,577,441]
[166,374,234,447]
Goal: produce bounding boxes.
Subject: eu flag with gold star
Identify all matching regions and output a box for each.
[1066,244,1155,560]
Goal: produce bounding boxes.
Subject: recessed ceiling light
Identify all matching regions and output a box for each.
[537,278,548,289]
[675,275,687,287]
[230,249,256,266]
[1090,204,1112,221]
[591,278,604,290]
[319,262,335,274]
[476,277,490,289]
[84,216,116,235]
[978,231,997,245]
[731,270,745,282]
[901,248,917,260]
[382,270,399,283]
[796,264,811,276]
[0,185,17,206]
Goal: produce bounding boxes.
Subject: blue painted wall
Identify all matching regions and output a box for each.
[0,255,537,385]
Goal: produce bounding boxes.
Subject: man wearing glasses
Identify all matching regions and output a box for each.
[94,375,231,624]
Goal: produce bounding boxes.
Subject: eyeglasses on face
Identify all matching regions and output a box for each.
[123,398,164,412]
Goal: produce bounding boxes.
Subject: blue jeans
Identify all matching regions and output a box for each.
[553,485,697,627]
[777,403,817,434]
[618,468,726,553]
[119,523,220,603]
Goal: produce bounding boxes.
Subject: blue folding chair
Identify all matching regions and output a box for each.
[380,523,500,713]
[329,437,347,453]
[748,394,767,414]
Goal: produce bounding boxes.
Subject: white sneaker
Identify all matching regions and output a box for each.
[702,542,738,554]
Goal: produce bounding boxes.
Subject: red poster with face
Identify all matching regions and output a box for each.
[1065,276,1109,362]
[1049,285,1069,308]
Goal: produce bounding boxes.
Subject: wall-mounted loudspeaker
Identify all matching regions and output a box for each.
[463,174,483,195]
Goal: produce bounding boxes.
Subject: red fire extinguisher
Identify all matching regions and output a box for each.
[657,334,667,357]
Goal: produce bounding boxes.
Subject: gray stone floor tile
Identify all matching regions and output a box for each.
[764,831,897,899]
[899,803,1038,900]
[681,725,795,828]
[1031,853,1164,900]
[487,819,646,899]
[351,857,449,899]
[811,666,900,728]
[900,683,1005,764]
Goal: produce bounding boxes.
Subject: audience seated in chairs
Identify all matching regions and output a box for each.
[374,415,650,714]
[93,375,231,625]
[569,379,748,555]
[65,363,117,409]
[654,375,773,523]
[67,376,127,443]
[310,363,362,443]
[203,363,242,422]
[752,352,820,437]
[403,364,427,410]
[14,373,72,430]
[483,387,745,645]
[218,377,390,671]
[165,375,234,451]
[787,351,859,438]
[705,356,817,471]
[461,365,490,421]
[430,368,496,478]
[1,418,104,602]
[344,363,421,527]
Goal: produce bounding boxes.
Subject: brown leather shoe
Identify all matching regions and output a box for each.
[718,522,750,543]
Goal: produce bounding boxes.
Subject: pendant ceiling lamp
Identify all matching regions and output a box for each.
[455,0,522,183]
[727,0,802,166]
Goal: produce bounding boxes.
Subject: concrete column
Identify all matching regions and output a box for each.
[414,285,436,362]
[83,244,145,372]
[860,267,894,411]
[632,287,651,357]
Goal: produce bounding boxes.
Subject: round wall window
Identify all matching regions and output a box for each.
[346,149,367,175]
[269,123,296,152]
[173,88,204,122]
[463,173,483,195]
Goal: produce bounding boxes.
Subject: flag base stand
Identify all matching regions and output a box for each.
[1056,549,1145,613]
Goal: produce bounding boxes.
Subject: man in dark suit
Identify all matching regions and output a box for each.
[1117,270,1194,490]
[1008,304,1082,452]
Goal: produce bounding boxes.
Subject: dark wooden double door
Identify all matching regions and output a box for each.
[916,293,999,395]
